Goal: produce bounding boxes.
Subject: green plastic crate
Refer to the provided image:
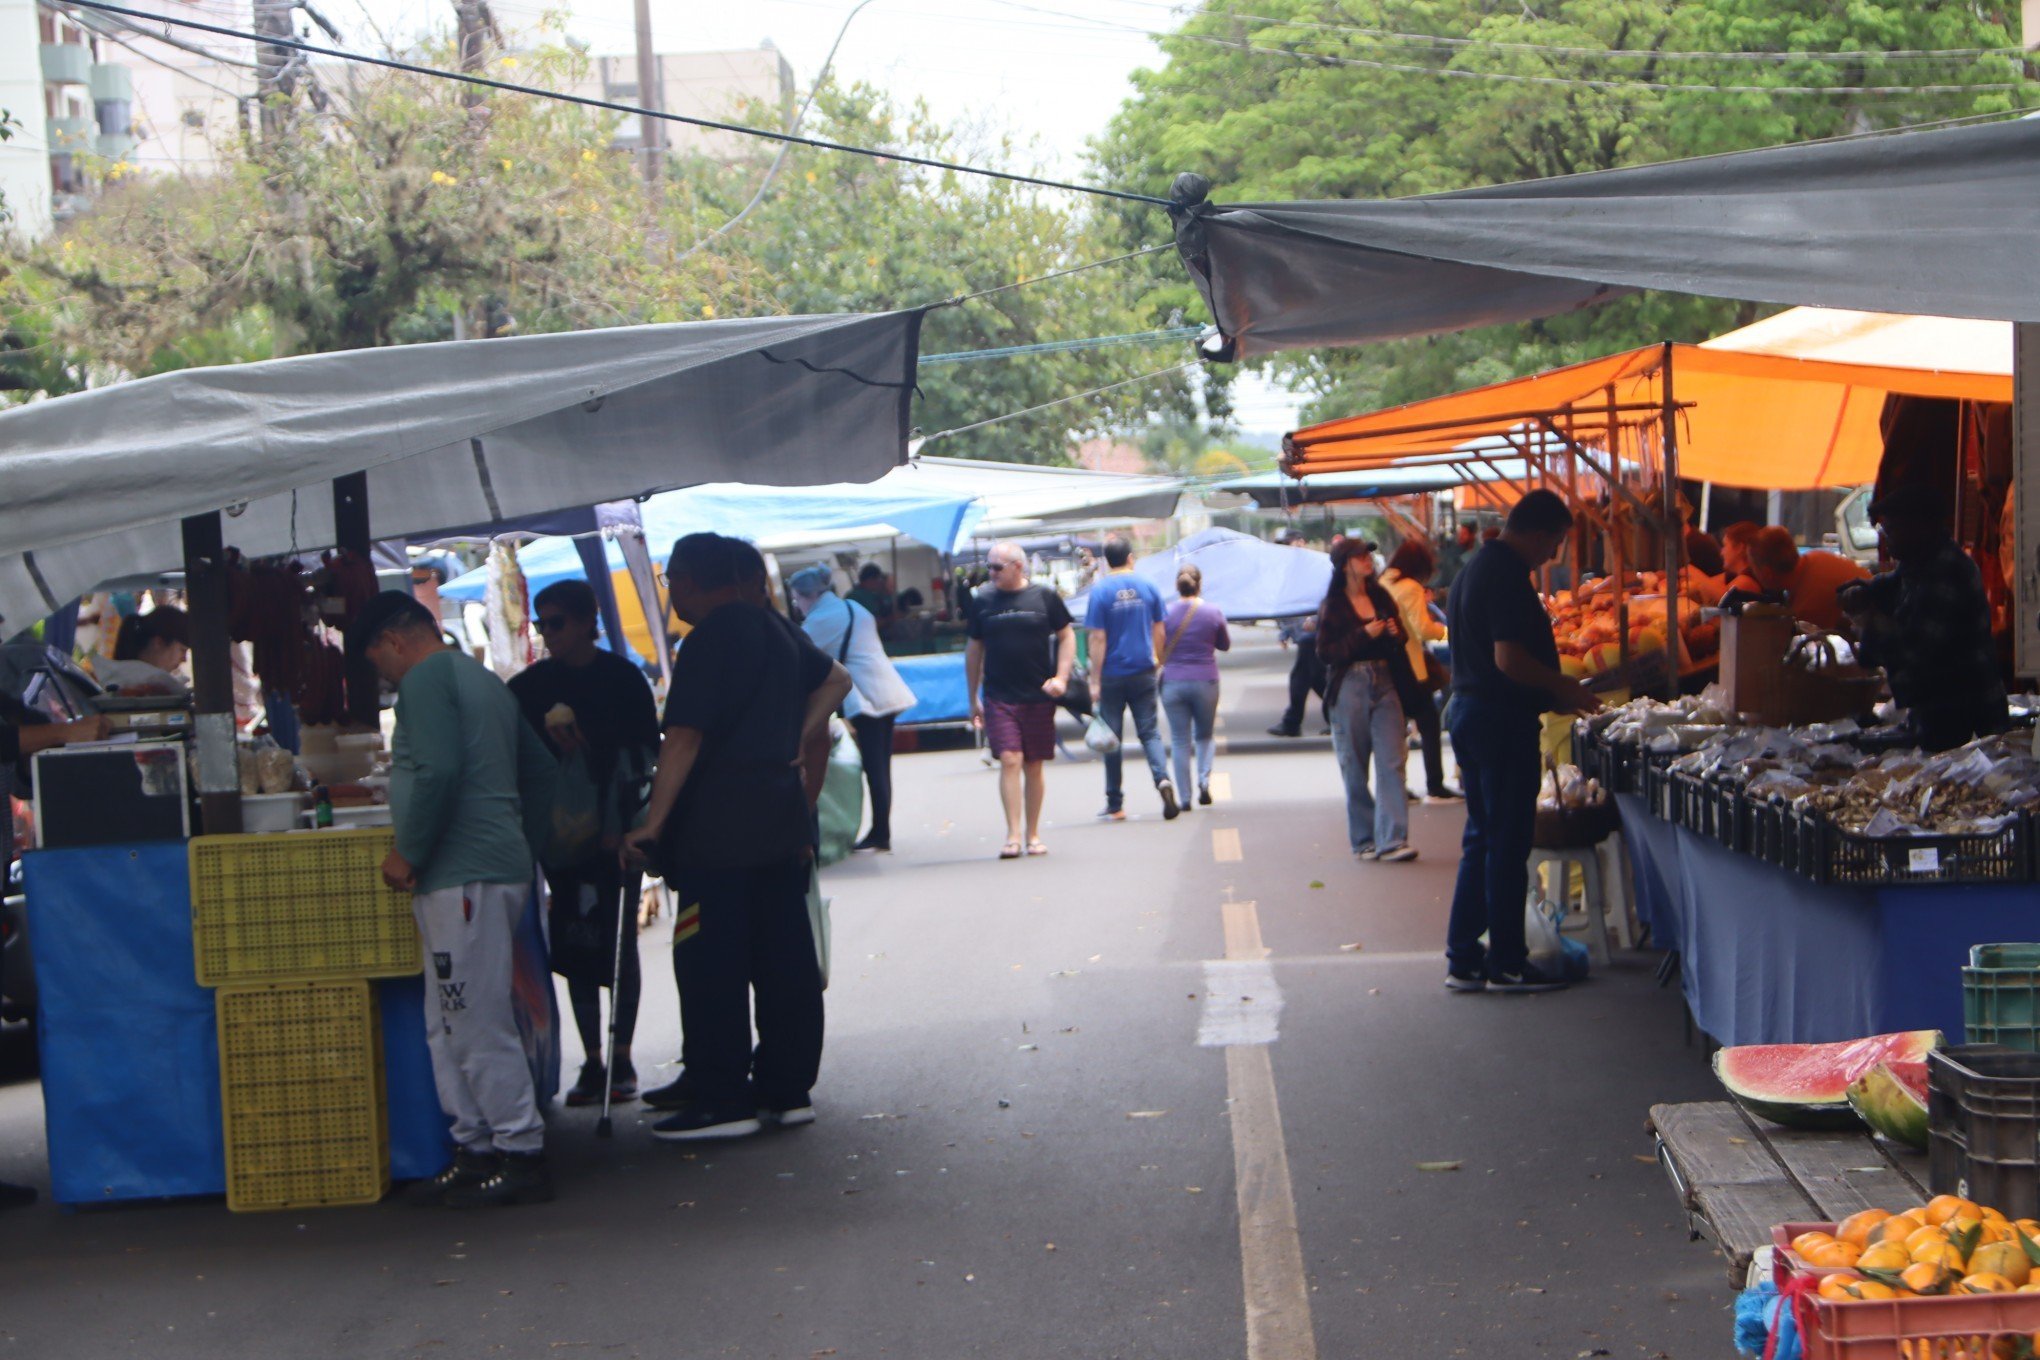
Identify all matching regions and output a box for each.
[1962,944,2040,1052]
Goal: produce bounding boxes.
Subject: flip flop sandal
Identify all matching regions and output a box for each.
[999,841,1024,860]
[1026,840,1049,857]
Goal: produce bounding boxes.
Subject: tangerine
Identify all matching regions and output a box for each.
[1967,1241,2031,1286]
[1925,1195,1979,1226]
[1901,1262,1957,1295]
[1818,1273,1863,1302]
[1794,1230,1838,1255]
[1912,1242,1967,1271]
[1837,1209,1895,1248]
[1905,1225,1952,1253]
[1858,1242,1912,1273]
[1879,1215,1927,1245]
[1807,1241,1863,1268]
[1960,1273,2017,1294]
[1843,1279,1899,1301]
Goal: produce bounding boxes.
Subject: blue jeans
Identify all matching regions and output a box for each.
[1329,662,1408,852]
[1098,668,1169,809]
[1160,677,1219,795]
[1445,700,1542,976]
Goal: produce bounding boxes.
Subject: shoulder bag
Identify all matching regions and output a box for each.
[1158,600,1202,669]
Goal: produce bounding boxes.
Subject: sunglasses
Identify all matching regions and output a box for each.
[536,615,573,633]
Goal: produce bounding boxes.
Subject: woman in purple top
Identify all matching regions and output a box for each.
[1158,565,1231,810]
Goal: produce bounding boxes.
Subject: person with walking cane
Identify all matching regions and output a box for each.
[508,580,660,1112]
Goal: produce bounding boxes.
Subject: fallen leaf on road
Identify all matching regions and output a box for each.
[1308,881,1324,889]
[1368,988,1381,995]
[1632,1155,1657,1164]
[1726,1137,1748,1146]
[1416,1161,1463,1173]
[1339,943,1363,952]
[1088,954,1102,962]
[1184,1186,1203,1194]
[1044,1243,1056,1251]
[1018,1043,1038,1052]
[1127,1110,1168,1119]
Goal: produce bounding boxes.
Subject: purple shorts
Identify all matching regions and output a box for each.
[984,698,1057,762]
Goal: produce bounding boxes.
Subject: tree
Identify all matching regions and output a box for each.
[1093,0,2031,423]
[676,83,1197,462]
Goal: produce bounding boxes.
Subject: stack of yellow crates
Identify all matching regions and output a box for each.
[189,828,421,1212]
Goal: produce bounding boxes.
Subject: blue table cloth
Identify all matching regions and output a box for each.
[1609,812,2036,1047]
[893,652,971,725]
[23,842,454,1205]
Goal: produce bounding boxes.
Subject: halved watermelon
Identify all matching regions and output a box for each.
[1847,1060,1931,1149]
[1714,1031,1942,1130]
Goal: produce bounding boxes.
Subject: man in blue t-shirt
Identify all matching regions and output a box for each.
[1083,535,1179,820]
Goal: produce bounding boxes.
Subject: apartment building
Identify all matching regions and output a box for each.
[566,43,794,161]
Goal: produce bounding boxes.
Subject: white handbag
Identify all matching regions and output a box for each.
[1083,713,1121,755]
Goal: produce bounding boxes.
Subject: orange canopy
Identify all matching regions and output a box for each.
[1284,340,2010,491]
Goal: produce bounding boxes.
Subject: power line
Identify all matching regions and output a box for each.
[922,324,1204,363]
[920,361,1197,442]
[933,243,1174,310]
[55,0,1174,207]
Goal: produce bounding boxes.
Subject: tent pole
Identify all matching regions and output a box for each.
[182,512,243,835]
[333,472,379,728]
[1661,343,1683,696]
[1699,481,1713,535]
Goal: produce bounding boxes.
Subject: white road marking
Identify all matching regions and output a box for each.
[1211,901,1317,1360]
[1211,827,1243,862]
[1208,772,1233,802]
[1198,960,1282,1046]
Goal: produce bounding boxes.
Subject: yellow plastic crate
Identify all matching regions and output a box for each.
[190,829,420,986]
[217,979,388,1212]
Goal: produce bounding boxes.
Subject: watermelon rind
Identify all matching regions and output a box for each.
[1714,1031,1942,1130]
[1847,1062,1931,1150]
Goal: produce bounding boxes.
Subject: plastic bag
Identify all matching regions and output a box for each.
[1526,895,1592,982]
[1083,714,1121,756]
[543,748,603,870]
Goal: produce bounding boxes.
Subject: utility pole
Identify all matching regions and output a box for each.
[632,0,664,185]
[252,0,295,141]
[454,0,501,105]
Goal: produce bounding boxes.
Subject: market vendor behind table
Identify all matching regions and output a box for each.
[1841,485,2009,751]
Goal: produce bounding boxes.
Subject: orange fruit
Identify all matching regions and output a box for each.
[1912,1242,1967,1270]
[2016,1282,2040,1294]
[1905,1225,1952,1253]
[2014,1219,2040,1239]
[1982,1206,2010,1224]
[1978,1220,2017,1246]
[1969,1241,2032,1286]
[1819,1273,1863,1301]
[1960,1272,2017,1294]
[1858,1241,1913,1273]
[1843,1279,1899,1301]
[1901,1262,1957,1295]
[1838,1209,1895,1248]
[1880,1214,1927,1244]
[1794,1230,1838,1254]
[1807,1241,1863,1268]
[1926,1195,1979,1226]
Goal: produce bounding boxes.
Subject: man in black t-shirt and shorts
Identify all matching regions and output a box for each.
[621,534,851,1141]
[965,542,1075,859]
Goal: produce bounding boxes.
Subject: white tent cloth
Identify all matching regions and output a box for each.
[0,311,920,632]
[1169,117,2040,358]
[891,456,1183,538]
[1701,306,2011,374]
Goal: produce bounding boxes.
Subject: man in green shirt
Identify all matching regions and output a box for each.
[349,592,557,1208]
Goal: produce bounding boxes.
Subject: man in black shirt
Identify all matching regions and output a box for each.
[621,534,851,1141]
[1444,491,1599,994]
[965,542,1075,858]
[508,580,660,1109]
[1843,487,2010,751]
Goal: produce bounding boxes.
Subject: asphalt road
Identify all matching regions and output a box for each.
[0,630,1735,1358]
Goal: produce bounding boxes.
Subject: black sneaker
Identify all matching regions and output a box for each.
[652,1101,763,1143]
[1444,969,1486,993]
[444,1150,554,1207]
[610,1062,639,1102]
[563,1063,606,1108]
[1198,784,1212,806]
[1427,786,1463,801]
[1377,844,1419,863]
[0,1180,36,1211]
[1159,780,1180,820]
[406,1148,498,1207]
[758,1102,816,1129]
[1488,962,1570,994]
[852,833,891,854]
[642,1076,698,1110]
[1266,723,1300,738]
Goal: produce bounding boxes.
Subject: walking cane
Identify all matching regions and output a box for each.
[596,873,632,1140]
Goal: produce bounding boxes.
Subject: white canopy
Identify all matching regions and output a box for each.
[888,455,1183,538]
[1701,306,2011,375]
[0,311,921,631]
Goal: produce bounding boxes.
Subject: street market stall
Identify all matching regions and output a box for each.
[0,310,923,1207]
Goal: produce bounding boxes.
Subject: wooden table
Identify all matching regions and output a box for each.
[1650,1101,1931,1285]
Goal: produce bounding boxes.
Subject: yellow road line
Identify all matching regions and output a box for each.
[1219,901,1317,1360]
[1211,827,1243,862]
[1209,772,1233,803]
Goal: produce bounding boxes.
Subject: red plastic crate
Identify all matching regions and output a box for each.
[1794,1289,2040,1360]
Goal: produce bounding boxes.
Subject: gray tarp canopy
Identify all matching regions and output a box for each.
[1170,116,2040,359]
[0,311,921,632]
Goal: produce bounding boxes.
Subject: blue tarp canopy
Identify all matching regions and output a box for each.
[1070,527,1331,622]
[441,481,984,603]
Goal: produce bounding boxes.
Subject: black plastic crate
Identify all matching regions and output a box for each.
[1642,756,1676,822]
[1667,769,1743,850]
[1928,1045,2040,1216]
[1795,809,2030,887]
[1745,796,1792,870]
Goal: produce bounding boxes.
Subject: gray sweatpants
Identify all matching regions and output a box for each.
[413,881,544,1155]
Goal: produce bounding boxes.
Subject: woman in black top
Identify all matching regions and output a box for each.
[1318,539,1421,863]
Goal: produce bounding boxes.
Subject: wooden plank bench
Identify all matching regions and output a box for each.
[1649,1101,1931,1285]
